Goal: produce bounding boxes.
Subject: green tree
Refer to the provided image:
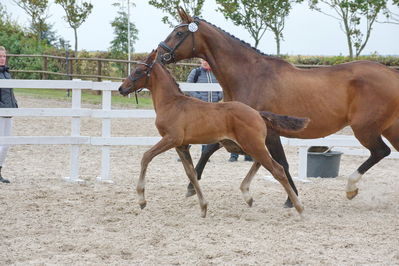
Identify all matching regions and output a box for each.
[217,0,299,54]
[216,0,269,49]
[148,0,205,27]
[109,1,139,56]
[261,0,302,55]
[384,0,399,24]
[309,0,390,58]
[55,0,93,55]
[12,0,51,44]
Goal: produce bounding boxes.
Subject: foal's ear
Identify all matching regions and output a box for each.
[177,6,193,23]
[149,49,157,62]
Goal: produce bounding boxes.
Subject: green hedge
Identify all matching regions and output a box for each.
[284,54,399,66]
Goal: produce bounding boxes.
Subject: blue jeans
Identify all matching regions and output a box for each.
[230,153,252,161]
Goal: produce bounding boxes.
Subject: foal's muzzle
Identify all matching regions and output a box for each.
[118,86,131,96]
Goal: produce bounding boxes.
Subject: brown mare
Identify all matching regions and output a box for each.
[118,50,309,217]
[158,8,399,203]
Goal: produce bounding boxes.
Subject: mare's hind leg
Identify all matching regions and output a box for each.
[382,119,399,151]
[240,162,261,207]
[137,137,176,209]
[186,143,222,197]
[266,132,298,208]
[346,128,391,200]
[176,145,208,218]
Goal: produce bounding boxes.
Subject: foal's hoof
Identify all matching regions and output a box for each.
[283,198,294,208]
[201,203,208,218]
[246,198,254,207]
[139,200,147,209]
[346,188,359,200]
[186,188,196,198]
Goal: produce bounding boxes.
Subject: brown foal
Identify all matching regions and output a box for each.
[158,8,399,202]
[118,50,309,217]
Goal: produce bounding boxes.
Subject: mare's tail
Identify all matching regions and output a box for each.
[259,111,310,134]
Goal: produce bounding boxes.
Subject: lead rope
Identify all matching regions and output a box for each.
[134,90,139,104]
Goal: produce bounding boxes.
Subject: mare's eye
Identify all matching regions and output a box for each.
[176,31,183,37]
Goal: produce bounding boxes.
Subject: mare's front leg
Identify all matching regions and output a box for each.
[266,131,298,208]
[137,137,176,209]
[176,145,208,217]
[186,143,222,197]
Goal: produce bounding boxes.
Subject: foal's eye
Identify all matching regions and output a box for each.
[135,70,142,74]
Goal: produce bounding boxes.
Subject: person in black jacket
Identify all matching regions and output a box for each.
[0,46,18,183]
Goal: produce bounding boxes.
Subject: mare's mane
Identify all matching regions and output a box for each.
[196,17,287,64]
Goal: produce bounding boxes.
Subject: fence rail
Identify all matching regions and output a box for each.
[0,79,398,183]
[7,54,202,81]
[8,54,399,82]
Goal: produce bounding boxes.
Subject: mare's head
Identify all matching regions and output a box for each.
[158,7,203,64]
[118,50,157,96]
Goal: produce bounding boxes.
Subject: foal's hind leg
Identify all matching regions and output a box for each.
[239,139,304,215]
[186,143,222,197]
[261,157,304,215]
[176,146,208,218]
[346,129,391,200]
[137,137,176,209]
[240,162,261,207]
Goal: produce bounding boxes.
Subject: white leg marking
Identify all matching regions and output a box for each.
[346,170,363,193]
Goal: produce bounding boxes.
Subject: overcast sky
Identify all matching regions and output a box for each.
[3,0,399,56]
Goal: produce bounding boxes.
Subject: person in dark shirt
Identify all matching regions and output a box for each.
[0,46,18,183]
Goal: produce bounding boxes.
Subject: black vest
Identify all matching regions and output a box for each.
[0,65,18,108]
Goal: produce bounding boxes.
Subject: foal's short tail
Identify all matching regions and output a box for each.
[259,111,310,134]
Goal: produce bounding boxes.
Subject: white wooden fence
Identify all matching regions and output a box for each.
[0,79,397,182]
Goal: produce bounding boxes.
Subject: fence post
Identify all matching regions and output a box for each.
[64,80,85,183]
[43,56,48,80]
[97,60,102,82]
[97,81,114,183]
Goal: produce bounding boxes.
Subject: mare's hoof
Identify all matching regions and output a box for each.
[139,200,147,209]
[346,188,359,200]
[186,188,196,197]
[247,198,254,207]
[283,199,294,208]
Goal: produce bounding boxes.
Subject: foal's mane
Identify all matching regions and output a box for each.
[195,17,287,64]
[157,62,184,95]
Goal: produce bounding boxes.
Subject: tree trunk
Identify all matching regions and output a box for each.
[343,21,353,58]
[274,31,281,56]
[74,28,78,56]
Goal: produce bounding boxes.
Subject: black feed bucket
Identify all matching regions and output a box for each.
[307,146,343,178]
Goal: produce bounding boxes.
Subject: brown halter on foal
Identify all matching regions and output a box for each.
[119,50,309,217]
[158,8,399,203]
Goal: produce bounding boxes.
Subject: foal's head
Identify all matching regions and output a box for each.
[118,50,157,96]
[158,7,202,64]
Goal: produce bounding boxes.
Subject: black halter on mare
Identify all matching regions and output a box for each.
[158,19,199,63]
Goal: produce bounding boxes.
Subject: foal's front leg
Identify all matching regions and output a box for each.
[186,143,223,197]
[137,137,175,209]
[176,145,208,218]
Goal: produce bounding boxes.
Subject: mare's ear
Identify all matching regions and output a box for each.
[177,6,193,23]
